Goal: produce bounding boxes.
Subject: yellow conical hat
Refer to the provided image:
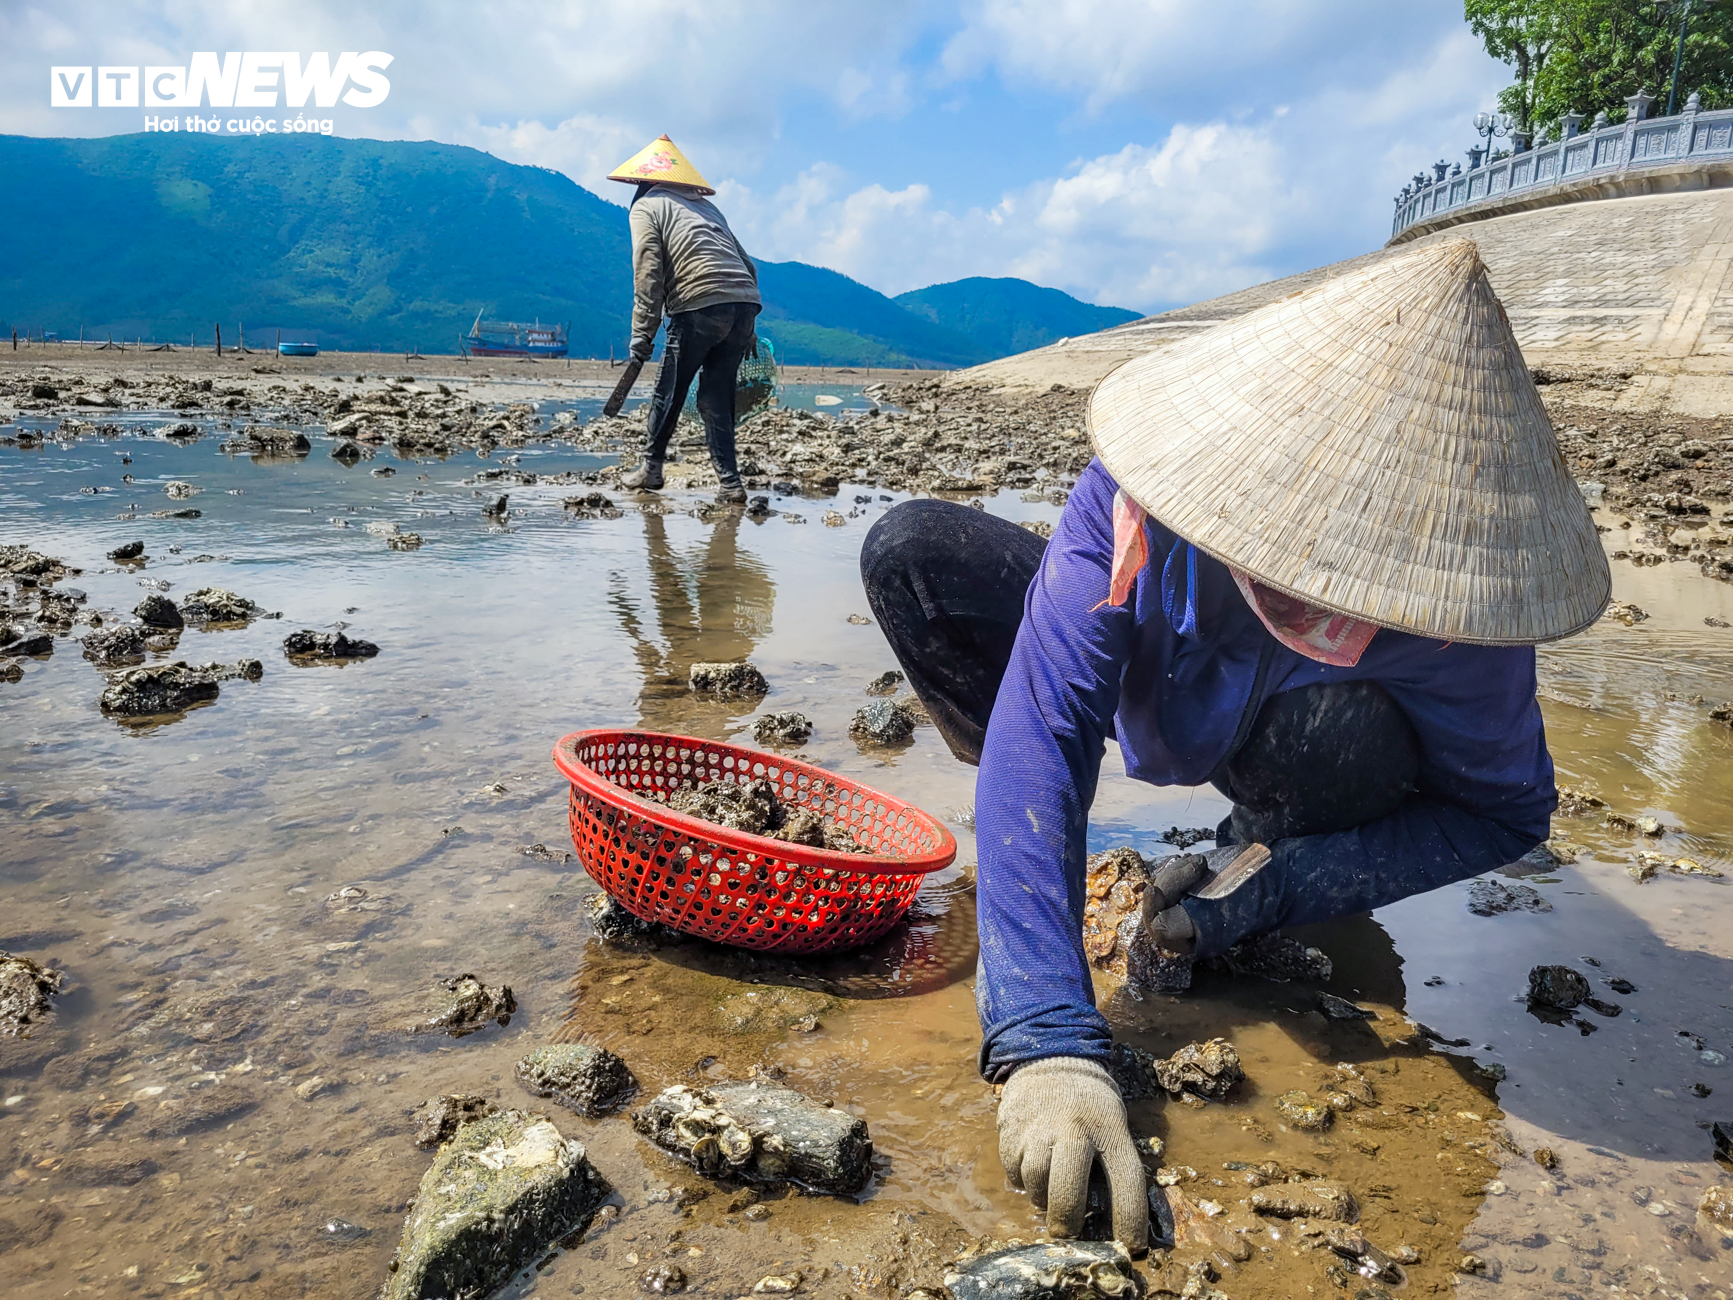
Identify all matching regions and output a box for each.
[607,135,714,194]
[1088,237,1610,645]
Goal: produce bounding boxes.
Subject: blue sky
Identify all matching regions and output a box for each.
[1,2,1512,314]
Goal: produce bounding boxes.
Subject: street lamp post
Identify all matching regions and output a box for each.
[1473,110,1513,167]
[1668,0,1695,117]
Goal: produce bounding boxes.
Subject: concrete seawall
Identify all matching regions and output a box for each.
[959,186,1733,415]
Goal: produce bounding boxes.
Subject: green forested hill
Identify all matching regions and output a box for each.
[0,134,1137,366]
[895,276,1141,356]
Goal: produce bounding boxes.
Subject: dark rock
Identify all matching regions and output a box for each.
[108,540,145,561]
[751,711,812,745]
[0,951,66,1035]
[82,625,147,666]
[515,1042,637,1116]
[1210,931,1333,983]
[633,1078,873,1195]
[1250,1180,1358,1221]
[943,1241,1138,1300]
[1606,976,1637,995]
[134,593,183,629]
[179,587,260,623]
[283,629,380,659]
[2,630,53,656]
[412,1093,497,1149]
[381,1110,609,1300]
[659,778,867,854]
[99,662,220,715]
[330,441,362,465]
[849,698,917,745]
[688,660,768,698]
[221,427,311,457]
[1712,1120,1732,1163]
[401,973,516,1038]
[585,894,679,944]
[1317,992,1376,1020]
[1468,878,1553,916]
[864,670,904,696]
[1527,964,1591,1010]
[1582,996,1623,1017]
[144,1083,260,1136]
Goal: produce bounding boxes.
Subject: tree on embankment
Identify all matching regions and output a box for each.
[1468,0,1733,134]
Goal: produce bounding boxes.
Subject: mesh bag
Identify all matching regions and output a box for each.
[682,335,778,424]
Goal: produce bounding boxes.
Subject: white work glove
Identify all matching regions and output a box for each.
[997,1056,1148,1251]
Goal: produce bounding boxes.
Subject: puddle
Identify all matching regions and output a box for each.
[1,393,1730,1298]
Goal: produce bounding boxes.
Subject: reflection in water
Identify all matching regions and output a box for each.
[611,508,774,733]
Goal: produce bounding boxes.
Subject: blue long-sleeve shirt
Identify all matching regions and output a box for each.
[975,459,1555,1080]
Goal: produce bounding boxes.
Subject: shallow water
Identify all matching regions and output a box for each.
[1,403,1730,1298]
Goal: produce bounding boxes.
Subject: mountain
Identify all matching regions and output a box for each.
[895,277,1141,357]
[0,133,1121,367]
[754,261,989,368]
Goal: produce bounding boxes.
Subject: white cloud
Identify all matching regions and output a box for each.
[0,1,1513,313]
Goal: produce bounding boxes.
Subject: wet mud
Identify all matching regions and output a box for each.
[0,355,1729,1299]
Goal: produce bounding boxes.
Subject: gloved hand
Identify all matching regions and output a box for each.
[997,1056,1147,1251]
[628,339,653,364]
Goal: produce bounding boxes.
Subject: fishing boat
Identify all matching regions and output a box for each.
[278,340,319,357]
[460,313,569,359]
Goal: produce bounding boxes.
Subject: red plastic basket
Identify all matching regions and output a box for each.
[553,729,957,954]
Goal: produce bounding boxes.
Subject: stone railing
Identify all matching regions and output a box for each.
[1391,91,1733,242]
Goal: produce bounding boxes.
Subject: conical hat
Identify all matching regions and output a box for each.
[1088,237,1610,645]
[607,135,714,194]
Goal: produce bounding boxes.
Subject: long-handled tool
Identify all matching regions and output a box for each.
[603,359,644,417]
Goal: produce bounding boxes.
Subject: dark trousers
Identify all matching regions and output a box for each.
[642,301,760,488]
[858,499,1419,842]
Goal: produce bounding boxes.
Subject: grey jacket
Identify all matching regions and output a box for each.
[629,185,760,359]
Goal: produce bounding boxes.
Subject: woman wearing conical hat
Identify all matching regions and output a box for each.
[608,135,762,504]
[860,238,1609,1251]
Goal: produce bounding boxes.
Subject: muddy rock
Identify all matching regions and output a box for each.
[1272,1089,1334,1130]
[1326,1227,1405,1286]
[382,1110,609,1300]
[56,1150,159,1187]
[221,426,311,457]
[715,984,838,1034]
[1701,1185,1733,1229]
[849,697,918,745]
[386,532,423,551]
[179,587,261,623]
[688,660,768,698]
[751,710,813,745]
[1250,1180,1358,1221]
[411,1093,498,1149]
[1209,931,1333,983]
[515,1042,637,1116]
[133,593,184,629]
[943,1240,1138,1300]
[99,661,221,715]
[0,626,53,656]
[0,1204,62,1254]
[1527,964,1591,1010]
[81,624,147,666]
[0,544,71,583]
[865,669,905,696]
[1080,847,1199,993]
[0,950,66,1035]
[642,1263,688,1293]
[144,1082,260,1136]
[401,973,516,1038]
[634,1078,872,1195]
[284,629,380,659]
[1467,878,1553,916]
[1106,1038,1246,1105]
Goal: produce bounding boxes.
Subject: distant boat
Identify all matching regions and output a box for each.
[460,312,569,359]
[278,341,319,357]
